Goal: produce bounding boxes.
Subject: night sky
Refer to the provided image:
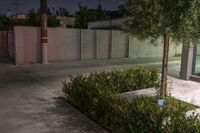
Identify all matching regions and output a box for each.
[0,0,124,15]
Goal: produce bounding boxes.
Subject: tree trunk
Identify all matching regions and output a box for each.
[161,34,170,99]
[40,0,48,64]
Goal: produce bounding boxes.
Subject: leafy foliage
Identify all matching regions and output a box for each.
[63,67,199,132]
[26,9,40,26]
[0,15,13,30]
[47,15,60,27]
[74,4,90,29]
[63,66,160,94]
[122,0,200,43]
[0,9,60,29]
[127,96,198,133]
[74,4,108,29]
[55,7,70,17]
[122,0,200,99]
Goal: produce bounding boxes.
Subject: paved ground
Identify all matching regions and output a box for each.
[0,57,181,133]
[121,76,200,117]
[121,76,200,108]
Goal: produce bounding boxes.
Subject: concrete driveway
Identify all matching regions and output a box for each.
[0,57,181,133]
[0,62,107,133]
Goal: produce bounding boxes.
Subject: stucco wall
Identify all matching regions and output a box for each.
[14,26,41,64]
[14,26,182,65]
[96,30,110,59]
[129,38,182,58]
[112,31,127,58]
[81,29,95,59]
[48,28,81,61]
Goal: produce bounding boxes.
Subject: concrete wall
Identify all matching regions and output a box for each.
[0,31,8,57]
[96,30,110,59]
[48,28,81,61]
[14,26,182,65]
[14,26,41,64]
[81,29,95,59]
[112,31,127,58]
[129,38,182,58]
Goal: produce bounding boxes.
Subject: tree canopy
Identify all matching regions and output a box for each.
[26,9,40,26]
[74,4,107,29]
[74,4,90,29]
[74,3,122,29]
[0,8,61,29]
[0,15,12,31]
[123,0,200,43]
[56,7,70,17]
[122,0,200,98]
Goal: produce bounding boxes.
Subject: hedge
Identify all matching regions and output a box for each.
[64,66,160,94]
[63,66,200,133]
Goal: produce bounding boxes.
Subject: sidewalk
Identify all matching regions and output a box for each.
[121,76,200,117]
[0,57,181,133]
[170,77,200,107]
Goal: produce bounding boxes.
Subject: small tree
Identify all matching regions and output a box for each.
[27,9,40,26]
[56,7,70,17]
[123,0,200,98]
[74,4,107,29]
[74,4,90,29]
[93,4,107,21]
[0,15,13,30]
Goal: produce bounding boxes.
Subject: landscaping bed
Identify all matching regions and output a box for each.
[63,66,200,133]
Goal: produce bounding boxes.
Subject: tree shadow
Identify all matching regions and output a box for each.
[41,96,107,133]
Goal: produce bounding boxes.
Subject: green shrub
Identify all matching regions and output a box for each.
[63,75,129,132]
[127,96,198,133]
[63,67,200,133]
[63,66,160,94]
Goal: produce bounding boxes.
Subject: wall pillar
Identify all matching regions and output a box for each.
[125,36,129,57]
[94,30,97,59]
[108,30,112,59]
[180,42,194,80]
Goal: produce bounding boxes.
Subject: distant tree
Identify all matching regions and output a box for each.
[118,5,125,17]
[48,15,60,27]
[15,8,60,27]
[0,15,12,30]
[74,4,90,29]
[14,9,58,27]
[47,8,60,27]
[123,0,200,98]
[93,4,106,21]
[26,9,40,26]
[74,3,108,29]
[104,10,122,20]
[56,7,70,16]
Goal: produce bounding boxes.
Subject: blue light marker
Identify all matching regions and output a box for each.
[157,99,165,109]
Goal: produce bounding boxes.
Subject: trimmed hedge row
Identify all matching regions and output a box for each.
[63,66,200,133]
[64,66,160,94]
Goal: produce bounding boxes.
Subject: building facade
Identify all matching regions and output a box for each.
[11,13,27,20]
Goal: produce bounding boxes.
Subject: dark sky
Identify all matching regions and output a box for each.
[0,0,125,15]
